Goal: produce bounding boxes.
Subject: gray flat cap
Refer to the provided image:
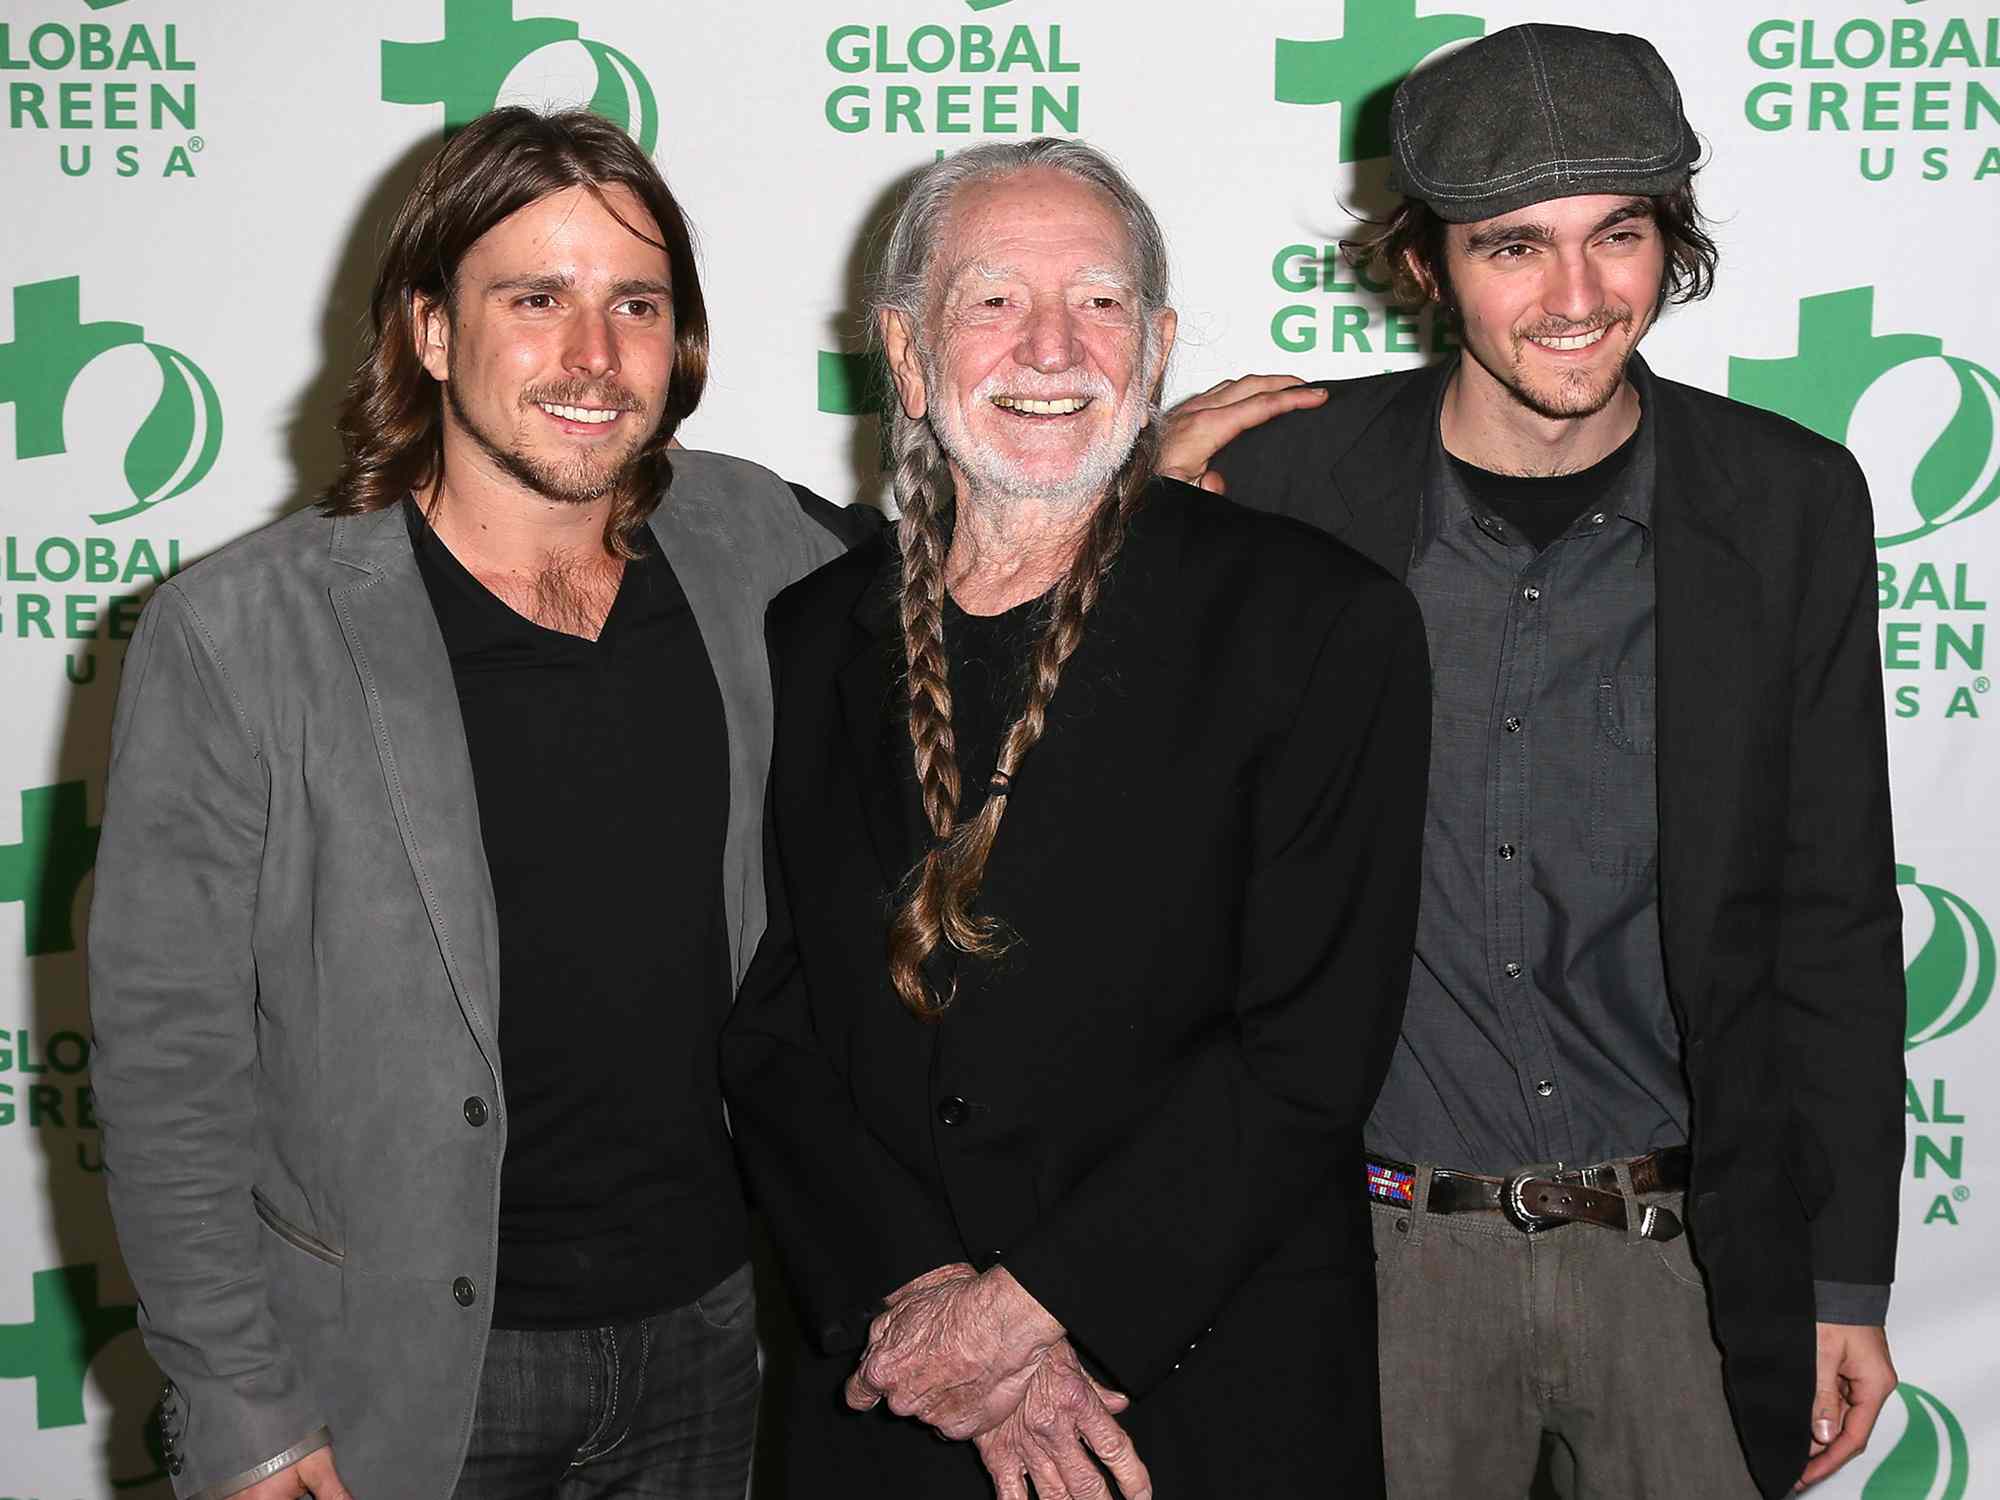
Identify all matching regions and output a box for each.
[1386,24,1700,224]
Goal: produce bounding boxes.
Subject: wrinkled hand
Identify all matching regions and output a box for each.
[845,1264,1064,1439]
[1159,375,1328,493]
[973,1340,1152,1500]
[1795,1322,1897,1490]
[237,1446,354,1499]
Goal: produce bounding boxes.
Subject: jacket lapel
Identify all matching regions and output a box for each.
[1648,375,1760,1015]
[328,507,503,1075]
[1322,365,1442,577]
[838,546,929,891]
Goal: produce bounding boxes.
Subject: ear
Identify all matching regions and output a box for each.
[413,292,451,383]
[1142,307,1179,415]
[879,308,928,420]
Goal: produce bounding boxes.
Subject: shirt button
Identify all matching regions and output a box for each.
[452,1276,477,1307]
[463,1096,489,1127]
[1504,962,1523,979]
[1536,1080,1555,1098]
[1522,586,1542,603]
[1497,843,1516,861]
[1503,716,1522,734]
[1591,513,1607,525]
[937,1096,970,1127]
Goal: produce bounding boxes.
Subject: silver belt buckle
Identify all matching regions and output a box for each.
[1501,1171,1561,1234]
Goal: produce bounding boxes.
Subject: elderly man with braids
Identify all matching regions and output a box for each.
[721,137,1429,1498]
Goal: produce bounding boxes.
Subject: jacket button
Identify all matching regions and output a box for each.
[936,1096,970,1127]
[452,1276,477,1307]
[463,1096,489,1127]
[168,1456,184,1477]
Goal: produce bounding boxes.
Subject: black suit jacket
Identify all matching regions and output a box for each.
[723,481,1429,1493]
[1213,358,1905,1499]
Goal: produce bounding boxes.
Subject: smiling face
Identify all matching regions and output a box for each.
[1439,193,1666,424]
[417,182,675,505]
[882,167,1175,510]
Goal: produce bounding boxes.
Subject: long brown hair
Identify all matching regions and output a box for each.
[320,107,709,557]
[872,140,1172,1019]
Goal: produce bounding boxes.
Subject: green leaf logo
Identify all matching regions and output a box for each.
[1728,288,2000,549]
[1900,865,1994,1052]
[0,277,222,524]
[1899,356,2000,546]
[384,2,659,151]
[1864,1383,1970,1500]
[96,342,224,525]
[579,39,658,155]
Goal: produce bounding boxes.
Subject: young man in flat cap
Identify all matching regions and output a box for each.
[1161,23,1902,1500]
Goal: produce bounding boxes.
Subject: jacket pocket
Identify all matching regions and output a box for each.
[1590,673,1659,879]
[252,1188,345,1267]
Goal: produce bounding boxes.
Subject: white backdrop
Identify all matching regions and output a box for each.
[2,1,1994,1495]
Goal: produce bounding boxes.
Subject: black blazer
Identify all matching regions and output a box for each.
[1213,358,1905,1500]
[723,481,1429,1494]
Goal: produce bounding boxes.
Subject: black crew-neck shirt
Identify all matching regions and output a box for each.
[1445,419,1643,552]
[406,501,743,1329]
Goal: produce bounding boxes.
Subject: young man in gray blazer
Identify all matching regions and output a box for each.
[87,109,859,1500]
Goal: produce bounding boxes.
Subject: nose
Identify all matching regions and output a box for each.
[1542,245,1605,325]
[1014,297,1081,374]
[564,306,619,380]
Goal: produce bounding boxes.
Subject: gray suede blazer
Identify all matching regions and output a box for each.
[87,452,847,1500]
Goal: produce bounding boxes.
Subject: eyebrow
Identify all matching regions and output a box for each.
[950,261,1135,289]
[484,272,672,300]
[1462,198,1655,252]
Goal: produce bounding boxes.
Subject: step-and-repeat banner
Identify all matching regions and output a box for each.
[3,1,1994,1495]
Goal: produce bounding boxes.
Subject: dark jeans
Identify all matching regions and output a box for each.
[452,1263,759,1500]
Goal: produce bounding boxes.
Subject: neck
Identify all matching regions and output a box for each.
[943,474,1097,615]
[427,427,617,575]
[1441,358,1642,477]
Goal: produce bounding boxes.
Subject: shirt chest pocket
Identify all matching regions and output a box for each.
[1590,673,1658,879]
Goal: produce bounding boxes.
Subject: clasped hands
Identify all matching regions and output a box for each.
[845,1263,1153,1500]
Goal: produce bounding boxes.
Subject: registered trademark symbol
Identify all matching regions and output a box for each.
[1976,677,1991,694]
[1954,1186,1972,1202]
[187,136,205,153]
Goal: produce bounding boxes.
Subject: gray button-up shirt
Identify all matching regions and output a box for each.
[1367,379,1689,1173]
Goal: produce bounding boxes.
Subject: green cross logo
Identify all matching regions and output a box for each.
[383,0,658,151]
[1275,0,1485,164]
[1899,865,1993,1052]
[0,782,101,958]
[1729,288,2000,548]
[0,1265,139,1431]
[1865,1383,1970,1499]
[0,277,223,525]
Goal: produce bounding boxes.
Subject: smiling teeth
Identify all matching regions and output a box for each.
[992,396,1089,415]
[1530,328,1608,352]
[541,402,619,424]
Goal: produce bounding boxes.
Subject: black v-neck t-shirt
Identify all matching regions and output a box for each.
[407,501,742,1328]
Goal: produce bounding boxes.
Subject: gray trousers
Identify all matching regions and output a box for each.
[1372,1174,1764,1500]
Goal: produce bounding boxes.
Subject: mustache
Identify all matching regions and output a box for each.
[970,369,1116,403]
[521,381,646,413]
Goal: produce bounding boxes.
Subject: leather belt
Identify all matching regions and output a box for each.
[1365,1146,1688,1243]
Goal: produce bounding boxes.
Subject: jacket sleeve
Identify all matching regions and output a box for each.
[88,585,330,1499]
[721,613,967,1356]
[1774,451,1905,1301]
[999,574,1431,1394]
